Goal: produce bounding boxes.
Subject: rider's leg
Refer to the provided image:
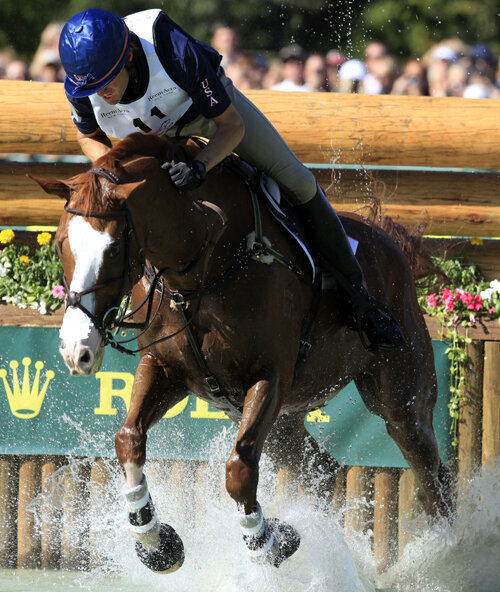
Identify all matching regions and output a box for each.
[295,185,405,349]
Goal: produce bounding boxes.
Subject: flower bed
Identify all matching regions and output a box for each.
[417,253,500,446]
[0,228,64,314]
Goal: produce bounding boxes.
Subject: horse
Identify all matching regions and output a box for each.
[31,131,452,572]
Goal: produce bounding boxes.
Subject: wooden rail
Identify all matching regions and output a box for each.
[2,162,500,238]
[2,82,500,168]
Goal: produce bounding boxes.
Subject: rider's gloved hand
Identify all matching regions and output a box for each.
[162,160,206,191]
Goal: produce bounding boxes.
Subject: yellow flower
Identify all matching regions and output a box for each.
[0,228,15,245]
[37,232,52,246]
[470,237,483,246]
[19,255,30,266]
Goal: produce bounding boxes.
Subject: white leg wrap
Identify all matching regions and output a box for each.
[239,502,266,537]
[239,502,279,561]
[123,475,159,545]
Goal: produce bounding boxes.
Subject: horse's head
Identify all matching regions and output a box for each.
[31,167,145,375]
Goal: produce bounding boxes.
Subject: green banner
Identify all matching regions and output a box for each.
[0,326,452,466]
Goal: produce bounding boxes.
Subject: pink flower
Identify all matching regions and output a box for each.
[455,288,468,304]
[469,314,476,325]
[467,294,482,312]
[51,285,65,299]
[426,293,438,308]
[489,306,496,314]
[442,288,455,305]
[445,301,455,312]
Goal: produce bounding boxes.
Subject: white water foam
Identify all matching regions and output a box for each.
[19,430,500,592]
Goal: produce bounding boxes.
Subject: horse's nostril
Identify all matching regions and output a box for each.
[79,350,92,365]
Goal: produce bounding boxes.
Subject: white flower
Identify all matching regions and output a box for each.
[490,279,500,291]
[0,264,7,277]
[39,300,47,315]
[480,287,494,301]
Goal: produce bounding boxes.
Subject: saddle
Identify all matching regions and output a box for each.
[223,156,359,291]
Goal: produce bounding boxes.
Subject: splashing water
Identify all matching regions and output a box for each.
[5,433,500,592]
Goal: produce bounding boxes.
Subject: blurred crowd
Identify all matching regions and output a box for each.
[1,21,499,101]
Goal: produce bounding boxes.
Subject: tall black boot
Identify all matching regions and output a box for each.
[296,185,406,351]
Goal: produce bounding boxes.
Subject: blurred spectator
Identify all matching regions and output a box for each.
[0,48,16,78]
[426,44,457,96]
[211,23,241,69]
[4,59,28,80]
[446,63,468,97]
[391,59,427,96]
[325,49,347,92]
[338,59,367,93]
[470,42,497,82]
[364,55,398,94]
[303,53,327,91]
[271,44,307,91]
[225,53,263,89]
[363,41,390,93]
[30,22,63,80]
[463,82,491,99]
[262,58,283,89]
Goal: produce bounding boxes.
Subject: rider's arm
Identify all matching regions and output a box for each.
[77,129,113,162]
[66,95,112,162]
[194,104,245,171]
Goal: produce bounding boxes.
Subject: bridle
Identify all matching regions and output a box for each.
[61,166,227,356]
[62,167,168,354]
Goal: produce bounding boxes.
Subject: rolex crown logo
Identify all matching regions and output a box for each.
[0,357,55,419]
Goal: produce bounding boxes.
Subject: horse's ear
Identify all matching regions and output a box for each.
[28,174,71,201]
[115,180,147,201]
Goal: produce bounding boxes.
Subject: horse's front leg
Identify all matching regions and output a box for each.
[114,353,185,574]
[226,371,300,567]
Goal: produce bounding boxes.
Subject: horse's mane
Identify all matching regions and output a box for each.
[363,194,438,279]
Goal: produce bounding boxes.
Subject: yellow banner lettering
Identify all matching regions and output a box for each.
[94,372,134,415]
[190,397,229,419]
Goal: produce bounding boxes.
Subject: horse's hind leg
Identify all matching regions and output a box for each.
[114,353,185,573]
[225,371,300,567]
[354,351,453,517]
[264,411,340,500]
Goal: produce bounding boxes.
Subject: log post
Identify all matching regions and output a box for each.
[344,466,372,534]
[331,466,346,526]
[458,342,484,487]
[0,456,18,568]
[17,458,40,568]
[88,458,112,569]
[41,458,61,569]
[60,462,90,571]
[373,468,399,573]
[482,342,500,466]
[398,469,421,558]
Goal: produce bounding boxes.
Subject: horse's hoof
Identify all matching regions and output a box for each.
[266,518,300,567]
[135,523,184,574]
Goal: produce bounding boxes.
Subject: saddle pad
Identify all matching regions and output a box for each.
[259,174,359,288]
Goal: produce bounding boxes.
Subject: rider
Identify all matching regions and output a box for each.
[58,8,405,351]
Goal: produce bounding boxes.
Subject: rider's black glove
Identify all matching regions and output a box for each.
[162,160,206,191]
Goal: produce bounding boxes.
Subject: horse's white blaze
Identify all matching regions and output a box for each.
[59,217,113,342]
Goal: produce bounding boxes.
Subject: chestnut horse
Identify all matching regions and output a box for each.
[32,132,451,572]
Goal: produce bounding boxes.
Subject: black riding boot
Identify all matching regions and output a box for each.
[296,185,406,351]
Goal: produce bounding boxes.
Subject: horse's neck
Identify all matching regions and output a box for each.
[130,178,206,278]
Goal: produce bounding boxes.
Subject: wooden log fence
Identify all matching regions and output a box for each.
[0,81,498,574]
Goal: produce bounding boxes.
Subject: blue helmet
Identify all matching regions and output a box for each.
[59,9,130,98]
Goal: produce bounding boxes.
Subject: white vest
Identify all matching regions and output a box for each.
[89,9,193,139]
